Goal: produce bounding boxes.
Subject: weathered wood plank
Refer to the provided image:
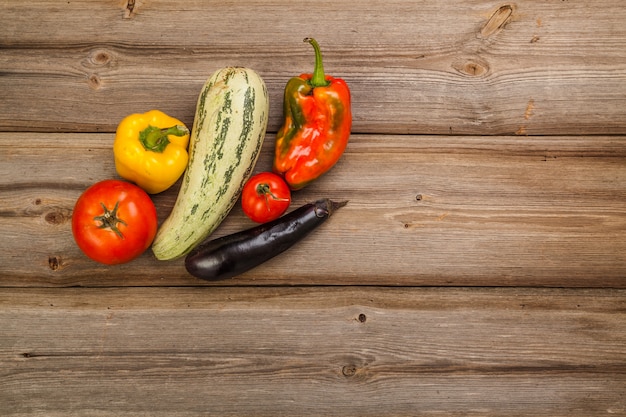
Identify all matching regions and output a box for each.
[1,133,624,287]
[1,2,624,416]
[1,287,624,416]
[1,0,625,135]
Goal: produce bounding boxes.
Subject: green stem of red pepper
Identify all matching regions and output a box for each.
[304,37,330,88]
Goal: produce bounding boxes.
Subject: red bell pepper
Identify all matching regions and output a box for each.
[273,38,352,190]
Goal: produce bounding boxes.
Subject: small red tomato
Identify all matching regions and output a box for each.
[241,172,291,223]
[72,179,158,265]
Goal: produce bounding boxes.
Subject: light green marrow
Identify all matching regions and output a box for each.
[152,67,269,260]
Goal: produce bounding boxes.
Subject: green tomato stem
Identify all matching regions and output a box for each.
[93,201,127,239]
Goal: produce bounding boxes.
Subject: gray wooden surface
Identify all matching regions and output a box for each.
[1,0,625,415]
[2,287,625,416]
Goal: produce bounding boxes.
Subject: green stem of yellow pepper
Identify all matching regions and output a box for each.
[139,124,189,153]
[304,38,331,88]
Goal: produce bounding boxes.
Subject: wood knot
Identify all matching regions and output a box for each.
[123,0,141,19]
[90,49,112,66]
[44,211,68,225]
[48,256,63,271]
[357,313,367,323]
[480,4,514,38]
[88,74,102,90]
[453,58,490,77]
[342,365,358,377]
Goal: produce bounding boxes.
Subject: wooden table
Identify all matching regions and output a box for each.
[2,1,625,415]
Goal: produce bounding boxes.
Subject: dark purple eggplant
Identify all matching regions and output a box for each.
[185,198,347,280]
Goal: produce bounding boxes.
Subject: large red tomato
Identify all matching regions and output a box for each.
[72,179,158,265]
[241,172,291,223]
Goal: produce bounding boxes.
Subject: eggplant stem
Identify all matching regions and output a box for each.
[329,200,348,214]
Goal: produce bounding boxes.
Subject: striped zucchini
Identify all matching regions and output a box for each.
[152,67,269,260]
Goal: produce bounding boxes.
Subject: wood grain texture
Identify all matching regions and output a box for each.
[1,286,625,416]
[1,132,624,287]
[1,2,625,415]
[1,0,626,135]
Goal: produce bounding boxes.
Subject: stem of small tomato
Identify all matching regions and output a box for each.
[93,201,127,239]
[139,124,189,153]
[304,37,331,88]
[256,183,289,211]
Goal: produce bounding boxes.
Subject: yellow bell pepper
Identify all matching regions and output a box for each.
[113,110,190,194]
